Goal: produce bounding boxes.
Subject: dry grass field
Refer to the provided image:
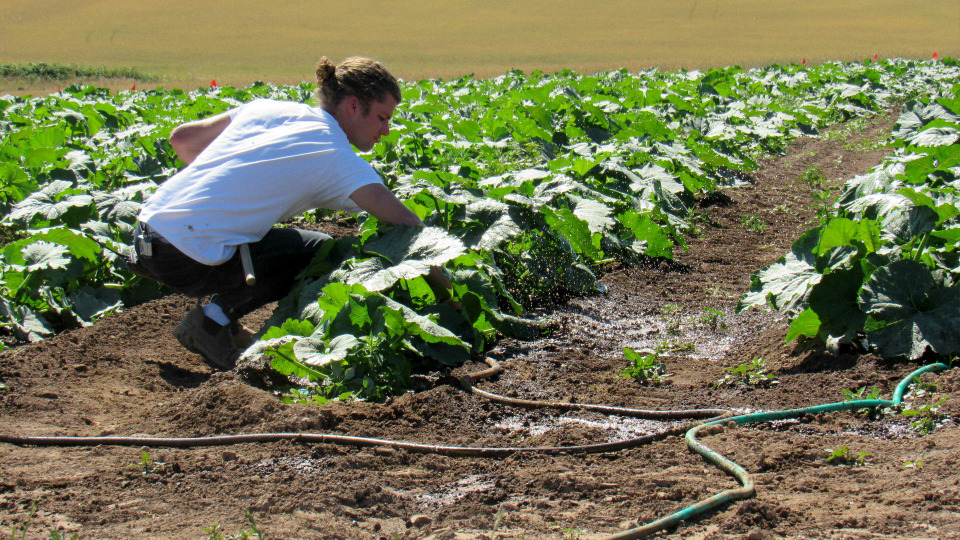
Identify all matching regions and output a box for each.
[2,0,958,93]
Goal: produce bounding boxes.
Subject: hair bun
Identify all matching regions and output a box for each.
[316,57,337,85]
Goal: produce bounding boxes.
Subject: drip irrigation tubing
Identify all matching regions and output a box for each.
[0,358,726,456]
[0,358,951,539]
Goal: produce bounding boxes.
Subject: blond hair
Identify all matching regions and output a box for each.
[315,56,401,113]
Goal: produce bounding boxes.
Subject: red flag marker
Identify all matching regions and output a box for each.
[873,54,878,59]
[210,79,217,87]
[933,52,938,59]
[131,84,136,91]
[801,58,806,65]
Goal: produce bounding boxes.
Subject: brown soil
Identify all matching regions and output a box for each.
[2,110,959,540]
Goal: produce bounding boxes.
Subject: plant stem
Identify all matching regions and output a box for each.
[912,232,930,262]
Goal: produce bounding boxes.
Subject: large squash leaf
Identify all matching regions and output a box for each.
[859,260,960,359]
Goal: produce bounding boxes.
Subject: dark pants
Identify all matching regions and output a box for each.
[134,225,330,322]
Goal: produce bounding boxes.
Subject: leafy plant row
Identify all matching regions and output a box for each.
[739,82,960,360]
[1,59,957,399]
[247,59,960,401]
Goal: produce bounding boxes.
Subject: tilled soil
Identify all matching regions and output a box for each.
[2,110,958,540]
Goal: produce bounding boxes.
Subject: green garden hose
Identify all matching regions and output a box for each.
[608,362,951,540]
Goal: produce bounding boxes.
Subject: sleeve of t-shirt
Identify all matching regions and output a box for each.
[319,150,385,213]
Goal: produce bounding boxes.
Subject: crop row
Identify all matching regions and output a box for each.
[739,82,960,360]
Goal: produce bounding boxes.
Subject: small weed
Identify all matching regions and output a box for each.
[706,286,732,298]
[660,303,683,334]
[8,501,37,540]
[844,125,891,151]
[842,385,884,418]
[901,397,948,434]
[811,187,833,203]
[307,208,353,224]
[822,116,873,146]
[698,307,727,332]
[656,340,695,353]
[621,346,669,385]
[908,375,937,397]
[493,505,505,532]
[903,455,926,469]
[560,526,585,540]
[739,214,768,234]
[842,386,882,401]
[800,166,825,185]
[127,450,164,474]
[826,446,870,465]
[205,511,265,540]
[715,357,778,388]
[805,170,835,224]
[686,212,718,238]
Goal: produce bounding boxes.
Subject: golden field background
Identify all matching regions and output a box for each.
[1,0,959,92]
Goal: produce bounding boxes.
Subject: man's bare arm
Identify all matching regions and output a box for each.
[349,183,424,227]
[168,112,232,165]
[350,183,458,305]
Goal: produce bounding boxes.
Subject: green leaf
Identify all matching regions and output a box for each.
[930,226,960,244]
[20,241,72,272]
[315,282,363,325]
[806,265,867,342]
[738,250,821,314]
[905,126,959,147]
[859,260,960,359]
[69,286,122,325]
[453,119,483,142]
[33,228,102,262]
[618,211,674,258]
[786,308,821,342]
[353,226,466,291]
[816,218,860,254]
[9,180,94,226]
[294,334,361,367]
[382,296,468,348]
[0,162,38,205]
[261,318,316,340]
[0,298,54,342]
[541,206,603,260]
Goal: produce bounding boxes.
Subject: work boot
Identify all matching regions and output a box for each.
[231,321,256,349]
[172,305,239,370]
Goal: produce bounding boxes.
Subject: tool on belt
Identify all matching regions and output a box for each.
[133,222,256,286]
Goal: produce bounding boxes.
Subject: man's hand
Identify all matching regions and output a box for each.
[169,112,232,165]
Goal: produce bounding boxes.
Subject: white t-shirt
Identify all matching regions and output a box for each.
[139,99,382,265]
